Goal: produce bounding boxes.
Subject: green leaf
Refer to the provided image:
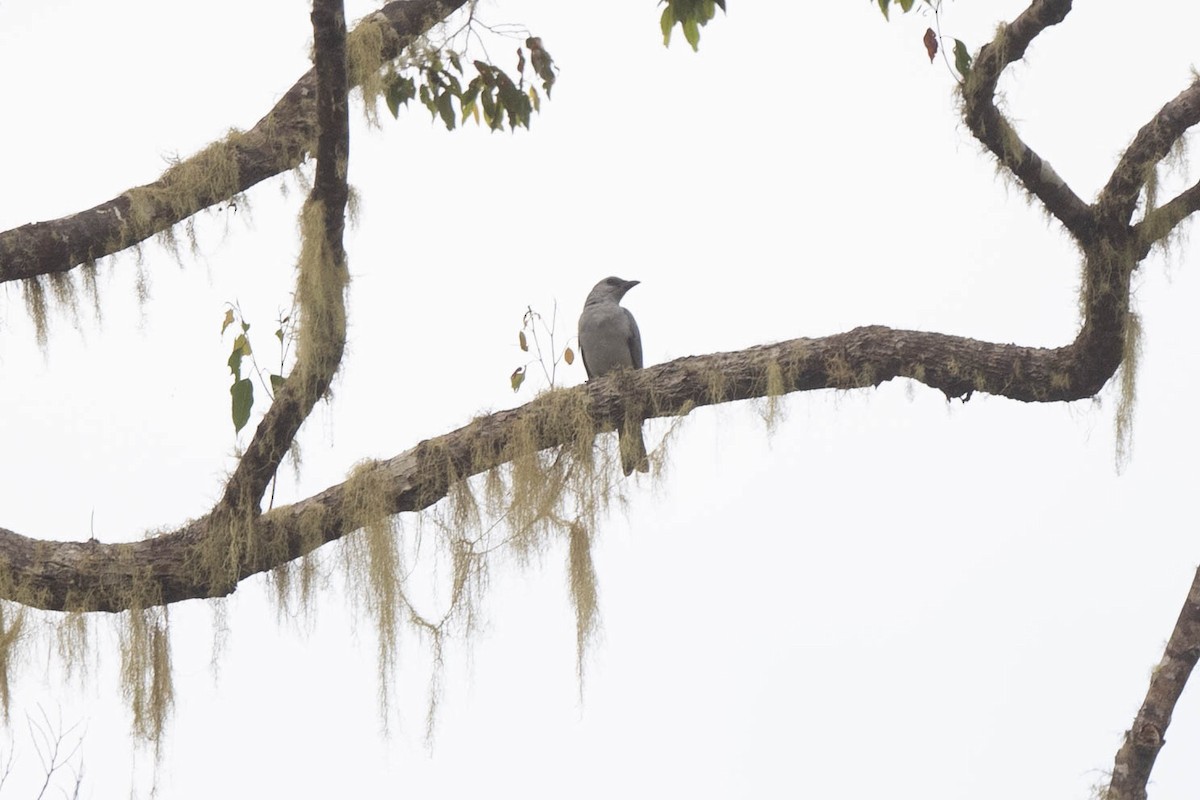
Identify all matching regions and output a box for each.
[899,0,914,11]
[953,39,972,78]
[385,75,416,119]
[275,327,284,343]
[519,330,529,351]
[683,18,700,51]
[526,37,556,97]
[877,0,889,19]
[660,5,675,46]
[269,374,285,393]
[220,308,235,335]
[231,378,253,433]
[449,52,463,74]
[436,91,456,131]
[510,367,526,393]
[481,89,501,130]
[419,83,436,118]
[496,72,532,131]
[461,78,481,108]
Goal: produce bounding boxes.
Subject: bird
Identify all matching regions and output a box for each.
[578,276,649,475]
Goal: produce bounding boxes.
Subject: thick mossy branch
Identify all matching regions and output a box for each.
[0,318,1144,613]
[0,0,467,286]
[958,9,1200,795]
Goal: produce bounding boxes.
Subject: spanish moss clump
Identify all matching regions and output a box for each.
[346,16,390,124]
[55,611,93,685]
[118,606,174,750]
[321,385,680,728]
[342,460,406,725]
[124,133,243,244]
[567,521,599,693]
[759,359,788,433]
[20,275,49,351]
[1114,309,1142,469]
[0,602,28,720]
[294,199,349,388]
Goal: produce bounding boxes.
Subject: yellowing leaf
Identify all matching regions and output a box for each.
[234,333,251,357]
[519,330,529,351]
[564,347,575,365]
[220,308,235,334]
[510,367,526,393]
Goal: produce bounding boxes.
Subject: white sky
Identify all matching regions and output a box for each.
[1,0,1199,797]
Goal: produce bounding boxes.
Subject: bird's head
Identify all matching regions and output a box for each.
[586,276,640,305]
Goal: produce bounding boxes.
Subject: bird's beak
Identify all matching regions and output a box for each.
[624,279,640,292]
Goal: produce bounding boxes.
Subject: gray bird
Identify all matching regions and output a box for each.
[578,276,649,475]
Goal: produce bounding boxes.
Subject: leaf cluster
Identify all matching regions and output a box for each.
[659,0,726,51]
[383,38,556,133]
[221,307,292,434]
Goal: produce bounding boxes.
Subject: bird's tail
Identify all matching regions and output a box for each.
[619,422,650,476]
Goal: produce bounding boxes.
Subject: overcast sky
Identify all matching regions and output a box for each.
[2,0,1200,797]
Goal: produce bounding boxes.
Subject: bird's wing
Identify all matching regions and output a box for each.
[578,312,595,379]
[624,308,643,370]
[580,343,595,379]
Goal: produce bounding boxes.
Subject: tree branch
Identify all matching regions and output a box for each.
[1097,79,1200,228]
[0,321,1131,613]
[1135,174,1200,254]
[1104,566,1200,800]
[0,0,467,286]
[209,0,354,523]
[960,0,1094,241]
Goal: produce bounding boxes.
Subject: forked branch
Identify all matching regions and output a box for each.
[960,0,1093,240]
[0,0,467,286]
